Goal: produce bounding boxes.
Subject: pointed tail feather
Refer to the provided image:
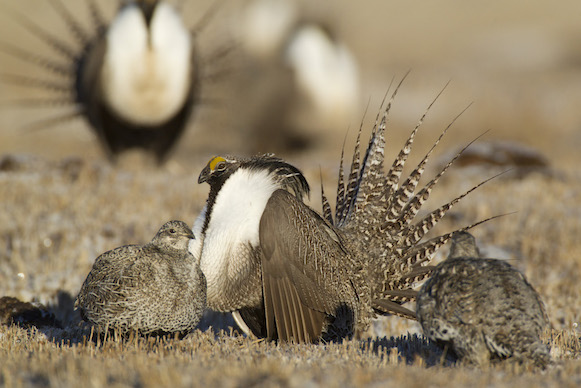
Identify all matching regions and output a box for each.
[353,87,392,207]
[380,288,418,303]
[339,74,409,227]
[379,266,435,295]
[2,97,77,108]
[48,0,91,45]
[0,74,71,94]
[320,169,334,224]
[386,99,468,224]
[334,140,347,222]
[400,170,507,250]
[86,0,107,33]
[392,126,487,231]
[0,42,72,77]
[19,109,85,133]
[372,299,417,320]
[337,130,362,225]
[380,214,508,298]
[0,3,78,59]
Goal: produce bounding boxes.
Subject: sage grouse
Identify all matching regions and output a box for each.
[416,232,551,367]
[192,80,495,342]
[236,0,360,152]
[75,220,206,335]
[1,0,199,162]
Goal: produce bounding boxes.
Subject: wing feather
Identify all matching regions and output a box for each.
[260,189,350,342]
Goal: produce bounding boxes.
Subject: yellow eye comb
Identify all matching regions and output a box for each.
[209,156,226,171]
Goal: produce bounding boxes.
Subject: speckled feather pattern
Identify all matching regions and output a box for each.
[75,220,206,335]
[323,78,491,318]
[416,232,551,367]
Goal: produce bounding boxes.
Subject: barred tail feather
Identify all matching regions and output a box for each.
[401,170,505,250]
[380,288,418,303]
[320,170,334,224]
[334,143,347,222]
[391,107,479,228]
[387,99,468,225]
[381,214,507,298]
[338,129,362,224]
[372,299,417,320]
[343,75,408,227]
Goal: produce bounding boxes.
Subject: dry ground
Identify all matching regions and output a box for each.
[1,0,581,387]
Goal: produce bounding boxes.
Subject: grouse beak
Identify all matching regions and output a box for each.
[185,229,195,240]
[198,165,211,184]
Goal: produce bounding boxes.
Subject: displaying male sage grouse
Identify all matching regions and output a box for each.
[191,78,498,343]
[416,232,552,367]
[75,220,206,335]
[1,0,202,163]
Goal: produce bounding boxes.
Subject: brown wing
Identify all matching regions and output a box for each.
[260,189,352,343]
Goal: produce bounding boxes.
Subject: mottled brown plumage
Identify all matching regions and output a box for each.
[416,232,552,367]
[75,220,206,335]
[194,78,495,342]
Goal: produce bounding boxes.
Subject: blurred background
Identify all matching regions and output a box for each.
[0,0,579,168]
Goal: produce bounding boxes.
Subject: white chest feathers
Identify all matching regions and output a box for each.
[101,2,192,126]
[197,169,279,288]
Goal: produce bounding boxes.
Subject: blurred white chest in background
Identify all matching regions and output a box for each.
[101,2,192,126]
[285,25,359,123]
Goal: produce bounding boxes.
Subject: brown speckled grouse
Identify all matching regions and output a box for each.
[76,220,206,335]
[417,232,552,367]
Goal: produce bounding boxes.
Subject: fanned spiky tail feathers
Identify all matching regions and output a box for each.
[0,0,108,130]
[321,78,498,320]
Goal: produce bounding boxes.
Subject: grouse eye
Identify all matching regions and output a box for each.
[215,161,226,171]
[169,228,177,234]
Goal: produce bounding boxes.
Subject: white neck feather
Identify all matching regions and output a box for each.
[101,2,192,126]
[195,169,279,298]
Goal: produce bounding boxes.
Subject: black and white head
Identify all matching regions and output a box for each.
[198,154,310,200]
[152,220,195,252]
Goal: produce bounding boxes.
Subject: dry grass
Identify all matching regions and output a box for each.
[0,325,580,388]
[1,0,581,386]
[0,151,580,387]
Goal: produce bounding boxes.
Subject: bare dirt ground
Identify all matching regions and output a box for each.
[1,0,581,387]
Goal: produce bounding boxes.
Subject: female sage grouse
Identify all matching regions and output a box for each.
[416,232,552,367]
[1,0,202,163]
[75,220,206,335]
[191,77,498,343]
